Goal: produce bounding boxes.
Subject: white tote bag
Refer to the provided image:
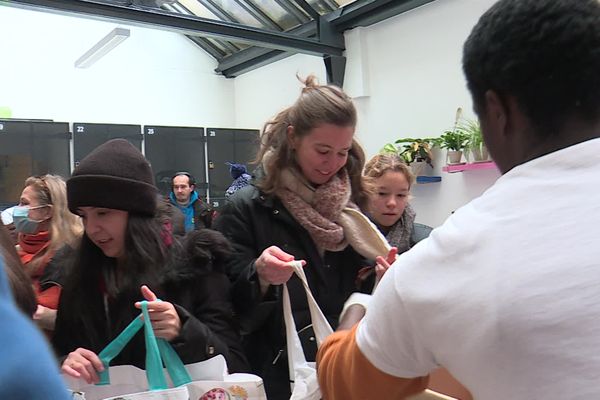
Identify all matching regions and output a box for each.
[283,261,333,400]
[66,301,266,400]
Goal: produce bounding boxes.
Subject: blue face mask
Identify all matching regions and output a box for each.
[12,205,49,235]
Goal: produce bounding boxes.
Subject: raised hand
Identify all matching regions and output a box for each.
[375,246,398,280]
[134,285,181,341]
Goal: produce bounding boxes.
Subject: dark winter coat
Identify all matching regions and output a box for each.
[213,185,371,400]
[52,231,249,374]
[168,192,213,232]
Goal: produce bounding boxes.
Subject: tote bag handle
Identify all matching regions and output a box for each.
[97,301,192,389]
[283,262,333,393]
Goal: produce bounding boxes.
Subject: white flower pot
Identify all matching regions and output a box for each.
[470,145,490,162]
[446,150,463,165]
[410,160,427,176]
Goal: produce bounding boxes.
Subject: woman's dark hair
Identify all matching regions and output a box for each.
[463,0,600,137]
[55,202,233,352]
[57,206,175,349]
[0,224,36,316]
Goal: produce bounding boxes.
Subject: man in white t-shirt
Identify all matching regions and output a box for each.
[317,0,600,399]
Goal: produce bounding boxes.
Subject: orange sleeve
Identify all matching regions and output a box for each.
[317,324,429,400]
[36,285,61,309]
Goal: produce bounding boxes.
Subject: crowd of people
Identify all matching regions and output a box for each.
[1,0,598,399]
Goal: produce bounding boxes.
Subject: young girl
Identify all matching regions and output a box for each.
[213,76,392,399]
[54,139,248,385]
[361,153,472,400]
[363,153,432,254]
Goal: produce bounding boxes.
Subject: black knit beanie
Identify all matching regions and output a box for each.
[67,139,157,216]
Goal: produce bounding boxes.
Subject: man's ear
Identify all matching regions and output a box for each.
[484,90,508,138]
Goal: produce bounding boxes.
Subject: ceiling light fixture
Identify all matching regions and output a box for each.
[75,27,130,69]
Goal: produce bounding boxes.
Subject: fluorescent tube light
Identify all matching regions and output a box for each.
[75,27,130,69]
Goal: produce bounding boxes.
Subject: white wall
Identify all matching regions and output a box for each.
[1,1,502,227]
[0,4,233,127]
[345,0,501,227]
[233,53,326,129]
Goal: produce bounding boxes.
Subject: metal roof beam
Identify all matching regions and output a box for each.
[187,36,225,59]
[330,0,436,30]
[216,20,316,73]
[292,0,320,20]
[196,0,236,21]
[273,0,307,24]
[7,0,344,56]
[219,49,292,78]
[233,0,282,31]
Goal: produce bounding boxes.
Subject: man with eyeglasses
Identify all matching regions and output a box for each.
[169,172,213,232]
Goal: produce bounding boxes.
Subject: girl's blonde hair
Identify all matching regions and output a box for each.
[363,153,415,188]
[24,174,83,253]
[255,75,368,207]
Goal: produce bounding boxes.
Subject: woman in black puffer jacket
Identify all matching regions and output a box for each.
[213,75,392,400]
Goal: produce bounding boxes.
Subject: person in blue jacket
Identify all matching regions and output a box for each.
[169,172,213,232]
[0,225,71,400]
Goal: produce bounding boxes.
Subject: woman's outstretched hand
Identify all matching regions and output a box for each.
[135,285,181,341]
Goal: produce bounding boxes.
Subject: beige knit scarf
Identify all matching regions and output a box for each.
[276,168,390,260]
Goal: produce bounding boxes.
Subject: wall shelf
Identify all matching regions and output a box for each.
[442,161,497,173]
[416,175,442,184]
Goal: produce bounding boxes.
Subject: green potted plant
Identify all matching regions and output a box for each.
[437,130,470,164]
[459,119,489,162]
[436,107,470,165]
[383,137,437,176]
[383,138,436,166]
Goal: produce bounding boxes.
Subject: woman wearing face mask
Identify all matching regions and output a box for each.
[213,75,393,400]
[14,175,83,330]
[54,139,248,384]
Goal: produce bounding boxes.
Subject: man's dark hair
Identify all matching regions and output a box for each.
[172,171,196,187]
[463,0,600,137]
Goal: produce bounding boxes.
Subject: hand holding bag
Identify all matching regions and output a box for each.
[283,261,333,400]
[67,301,266,400]
[287,269,457,400]
[67,301,192,400]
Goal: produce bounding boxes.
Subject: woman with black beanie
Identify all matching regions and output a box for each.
[53,139,248,384]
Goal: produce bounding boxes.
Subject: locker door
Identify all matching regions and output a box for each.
[73,123,142,167]
[206,128,259,208]
[144,126,206,197]
[0,120,70,207]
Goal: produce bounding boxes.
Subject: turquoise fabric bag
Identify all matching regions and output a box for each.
[97,301,192,390]
[66,301,266,400]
